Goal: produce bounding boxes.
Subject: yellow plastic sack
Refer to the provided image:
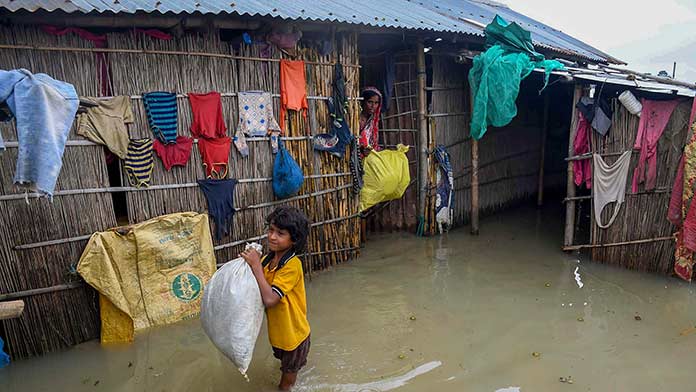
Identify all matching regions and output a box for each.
[359,144,411,212]
[78,212,216,343]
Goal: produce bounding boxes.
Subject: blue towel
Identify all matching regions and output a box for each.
[143,91,178,143]
[0,69,78,198]
[0,336,9,368]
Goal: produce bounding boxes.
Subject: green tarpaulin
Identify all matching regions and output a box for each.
[469,15,565,140]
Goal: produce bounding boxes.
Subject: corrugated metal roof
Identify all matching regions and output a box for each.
[418,0,622,64]
[0,0,618,64]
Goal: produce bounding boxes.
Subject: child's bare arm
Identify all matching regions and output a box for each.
[240,249,281,308]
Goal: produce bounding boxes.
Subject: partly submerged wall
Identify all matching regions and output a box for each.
[0,24,361,359]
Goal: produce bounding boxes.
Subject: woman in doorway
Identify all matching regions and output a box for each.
[358,87,382,156]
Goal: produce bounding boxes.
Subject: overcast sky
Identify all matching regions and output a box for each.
[503,0,696,82]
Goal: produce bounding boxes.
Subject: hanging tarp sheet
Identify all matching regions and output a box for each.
[469,15,564,140]
[78,212,216,343]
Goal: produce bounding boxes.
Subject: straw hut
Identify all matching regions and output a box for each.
[1,0,689,360]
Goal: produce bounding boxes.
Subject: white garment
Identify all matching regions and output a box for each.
[593,151,632,228]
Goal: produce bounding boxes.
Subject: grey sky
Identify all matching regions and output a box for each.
[503,0,696,82]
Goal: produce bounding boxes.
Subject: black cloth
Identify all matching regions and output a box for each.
[197,178,237,240]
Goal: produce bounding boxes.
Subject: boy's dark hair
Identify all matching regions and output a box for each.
[266,206,310,253]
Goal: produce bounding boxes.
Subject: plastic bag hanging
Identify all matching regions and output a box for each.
[273,140,304,199]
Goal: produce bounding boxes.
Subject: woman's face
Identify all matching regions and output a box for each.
[363,95,380,115]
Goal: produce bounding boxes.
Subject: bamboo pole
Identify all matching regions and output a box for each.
[471,137,480,234]
[0,300,25,320]
[0,282,83,301]
[537,92,550,206]
[564,85,583,248]
[562,236,674,251]
[469,81,480,235]
[416,39,428,226]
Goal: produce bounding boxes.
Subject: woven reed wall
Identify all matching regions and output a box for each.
[588,99,691,273]
[0,25,361,359]
[0,25,113,359]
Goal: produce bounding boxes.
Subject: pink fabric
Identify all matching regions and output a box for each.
[134,28,172,40]
[573,112,592,189]
[41,25,111,95]
[632,99,680,193]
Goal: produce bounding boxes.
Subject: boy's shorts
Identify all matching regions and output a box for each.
[272,335,310,373]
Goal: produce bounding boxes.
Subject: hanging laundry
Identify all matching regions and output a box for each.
[197,178,237,240]
[0,69,79,198]
[76,96,134,159]
[631,99,680,193]
[593,151,632,229]
[573,112,592,189]
[233,128,249,157]
[124,138,154,188]
[382,53,396,113]
[279,60,308,132]
[668,100,696,281]
[153,136,193,171]
[469,15,564,140]
[237,91,281,137]
[314,63,353,157]
[143,92,178,144]
[434,146,454,234]
[576,97,595,122]
[198,137,231,179]
[349,139,364,195]
[189,91,227,139]
[590,97,613,136]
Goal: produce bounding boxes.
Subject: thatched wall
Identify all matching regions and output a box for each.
[430,55,566,228]
[587,98,691,273]
[0,25,113,359]
[0,25,361,359]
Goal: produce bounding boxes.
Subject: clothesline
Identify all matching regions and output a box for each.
[93,92,361,101]
[13,183,353,250]
[0,44,361,68]
[0,172,350,201]
[565,150,638,162]
[562,187,669,202]
[0,136,315,149]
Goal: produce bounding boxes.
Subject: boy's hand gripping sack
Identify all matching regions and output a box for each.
[201,242,264,377]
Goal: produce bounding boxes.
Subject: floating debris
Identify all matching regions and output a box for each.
[545,282,551,287]
[398,354,406,360]
[531,352,541,358]
[409,315,417,321]
[635,315,642,321]
[577,317,584,322]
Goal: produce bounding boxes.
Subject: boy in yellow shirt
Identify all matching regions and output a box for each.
[241,206,311,390]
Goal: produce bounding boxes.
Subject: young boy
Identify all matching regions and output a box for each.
[241,206,311,391]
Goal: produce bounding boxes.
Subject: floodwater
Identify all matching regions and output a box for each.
[2,205,696,392]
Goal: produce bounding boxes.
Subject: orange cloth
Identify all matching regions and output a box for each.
[279,60,308,132]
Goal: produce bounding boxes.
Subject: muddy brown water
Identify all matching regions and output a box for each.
[1,206,695,391]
